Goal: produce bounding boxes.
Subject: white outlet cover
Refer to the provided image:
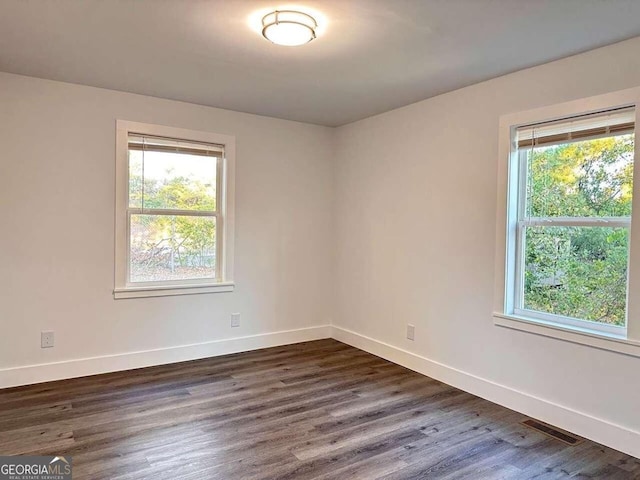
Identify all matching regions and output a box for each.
[41,331,54,348]
[231,313,241,327]
[406,324,415,341]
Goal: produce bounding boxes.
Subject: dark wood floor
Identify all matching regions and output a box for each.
[0,339,638,479]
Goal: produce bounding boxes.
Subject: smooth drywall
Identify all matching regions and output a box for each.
[0,72,334,381]
[333,36,640,444]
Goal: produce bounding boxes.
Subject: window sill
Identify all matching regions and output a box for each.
[493,312,640,358]
[114,282,235,299]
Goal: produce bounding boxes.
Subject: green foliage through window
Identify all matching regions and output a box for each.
[522,135,633,326]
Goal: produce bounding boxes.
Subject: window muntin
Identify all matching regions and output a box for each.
[126,134,224,285]
[512,108,635,332]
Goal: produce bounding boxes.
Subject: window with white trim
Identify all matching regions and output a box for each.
[114,121,235,299]
[507,107,635,335]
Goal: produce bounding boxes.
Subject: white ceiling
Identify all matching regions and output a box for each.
[1,0,640,126]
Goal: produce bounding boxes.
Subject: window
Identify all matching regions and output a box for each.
[511,108,634,335]
[115,121,235,298]
[495,89,640,347]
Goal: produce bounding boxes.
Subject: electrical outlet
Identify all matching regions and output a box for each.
[406,324,415,341]
[41,331,54,348]
[231,313,241,328]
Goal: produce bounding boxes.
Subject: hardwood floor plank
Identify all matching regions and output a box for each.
[256,428,428,480]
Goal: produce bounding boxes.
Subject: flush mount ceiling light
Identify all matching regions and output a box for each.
[262,10,317,46]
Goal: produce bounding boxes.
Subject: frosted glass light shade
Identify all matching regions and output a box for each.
[262,10,317,46]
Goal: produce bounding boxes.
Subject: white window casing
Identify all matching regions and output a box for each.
[494,87,640,357]
[114,120,235,299]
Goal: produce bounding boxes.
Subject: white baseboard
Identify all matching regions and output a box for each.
[0,325,331,389]
[331,325,640,459]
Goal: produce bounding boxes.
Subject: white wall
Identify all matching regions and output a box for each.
[3,35,640,456]
[0,72,334,384]
[333,36,640,455]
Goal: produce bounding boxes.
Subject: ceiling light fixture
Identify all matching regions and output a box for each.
[261,10,317,46]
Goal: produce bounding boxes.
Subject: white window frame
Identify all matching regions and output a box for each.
[512,146,631,337]
[114,120,235,299]
[494,87,640,357]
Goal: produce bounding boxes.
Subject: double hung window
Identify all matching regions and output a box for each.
[505,107,635,336]
[115,121,235,298]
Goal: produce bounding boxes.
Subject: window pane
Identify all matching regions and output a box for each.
[523,226,628,326]
[129,214,216,283]
[128,149,217,211]
[525,134,634,218]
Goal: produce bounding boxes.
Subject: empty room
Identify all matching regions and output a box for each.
[2,1,640,478]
